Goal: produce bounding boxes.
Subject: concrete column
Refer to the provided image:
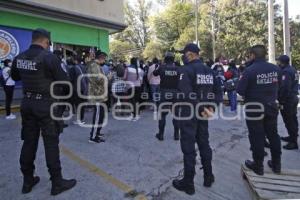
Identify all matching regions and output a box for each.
[283,0,291,63]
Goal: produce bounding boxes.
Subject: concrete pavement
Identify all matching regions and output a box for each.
[0,107,299,200]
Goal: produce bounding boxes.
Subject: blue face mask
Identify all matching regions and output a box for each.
[182,55,189,65]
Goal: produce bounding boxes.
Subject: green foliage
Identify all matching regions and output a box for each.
[290,21,300,68]
[142,41,165,60]
[110,0,152,58]
[109,40,135,61]
[110,0,300,67]
[151,1,194,49]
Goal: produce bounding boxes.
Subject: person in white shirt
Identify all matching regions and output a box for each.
[2,59,16,119]
[124,58,144,121]
[147,58,160,112]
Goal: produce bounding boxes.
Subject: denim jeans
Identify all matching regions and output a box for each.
[150,84,160,102]
[228,90,237,111]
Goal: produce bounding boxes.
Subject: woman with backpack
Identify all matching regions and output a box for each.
[1,59,16,119]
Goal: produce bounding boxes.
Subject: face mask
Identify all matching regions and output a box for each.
[182,55,189,65]
[8,62,12,67]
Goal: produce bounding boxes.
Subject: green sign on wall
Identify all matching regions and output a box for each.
[0,11,109,52]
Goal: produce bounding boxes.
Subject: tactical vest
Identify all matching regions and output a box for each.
[160,64,179,90]
[16,50,53,95]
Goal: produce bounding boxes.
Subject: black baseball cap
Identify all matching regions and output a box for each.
[276,55,290,64]
[95,50,107,58]
[32,28,52,45]
[179,43,200,54]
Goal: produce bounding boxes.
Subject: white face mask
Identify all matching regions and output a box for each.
[8,62,12,67]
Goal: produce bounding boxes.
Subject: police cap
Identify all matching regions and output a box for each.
[179,43,200,54]
[276,55,290,64]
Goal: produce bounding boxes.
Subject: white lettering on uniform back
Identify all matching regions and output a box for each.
[256,72,278,85]
[165,70,177,76]
[196,74,213,85]
[16,59,37,71]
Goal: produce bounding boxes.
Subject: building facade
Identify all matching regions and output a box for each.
[0,0,126,56]
[0,0,126,104]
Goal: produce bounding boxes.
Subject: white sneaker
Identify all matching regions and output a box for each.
[6,114,16,120]
[124,114,134,121]
[131,117,138,121]
[131,115,140,121]
[73,120,86,126]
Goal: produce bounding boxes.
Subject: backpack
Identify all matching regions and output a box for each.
[0,67,9,87]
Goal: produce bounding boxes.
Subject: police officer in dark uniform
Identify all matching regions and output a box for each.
[153,52,180,141]
[237,45,282,175]
[11,28,76,195]
[277,55,299,150]
[172,43,220,195]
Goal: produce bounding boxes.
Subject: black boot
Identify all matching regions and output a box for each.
[22,176,40,194]
[174,130,179,141]
[203,164,215,187]
[267,160,281,174]
[155,133,164,141]
[172,178,195,195]
[283,142,298,150]
[245,160,264,176]
[203,174,215,187]
[281,136,293,142]
[51,178,77,196]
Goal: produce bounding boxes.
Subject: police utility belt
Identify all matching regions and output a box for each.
[24,92,51,100]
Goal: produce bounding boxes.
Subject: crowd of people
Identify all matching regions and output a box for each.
[1,28,299,196]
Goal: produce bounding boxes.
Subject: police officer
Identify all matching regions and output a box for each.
[277,55,299,150]
[153,52,180,141]
[11,28,76,195]
[237,45,282,175]
[172,43,219,195]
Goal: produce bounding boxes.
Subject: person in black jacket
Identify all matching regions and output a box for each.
[172,44,221,195]
[237,45,281,175]
[277,55,299,150]
[11,28,76,195]
[153,52,180,141]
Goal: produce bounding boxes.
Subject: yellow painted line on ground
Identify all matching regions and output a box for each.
[60,145,148,200]
[0,105,20,115]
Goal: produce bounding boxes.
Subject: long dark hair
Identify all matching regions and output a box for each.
[130,57,139,80]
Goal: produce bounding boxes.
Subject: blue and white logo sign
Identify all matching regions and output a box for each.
[0,29,20,60]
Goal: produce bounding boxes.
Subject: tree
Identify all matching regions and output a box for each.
[109,40,135,61]
[213,0,268,60]
[290,21,300,68]
[111,0,300,66]
[142,41,165,60]
[151,0,194,50]
[114,0,152,48]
